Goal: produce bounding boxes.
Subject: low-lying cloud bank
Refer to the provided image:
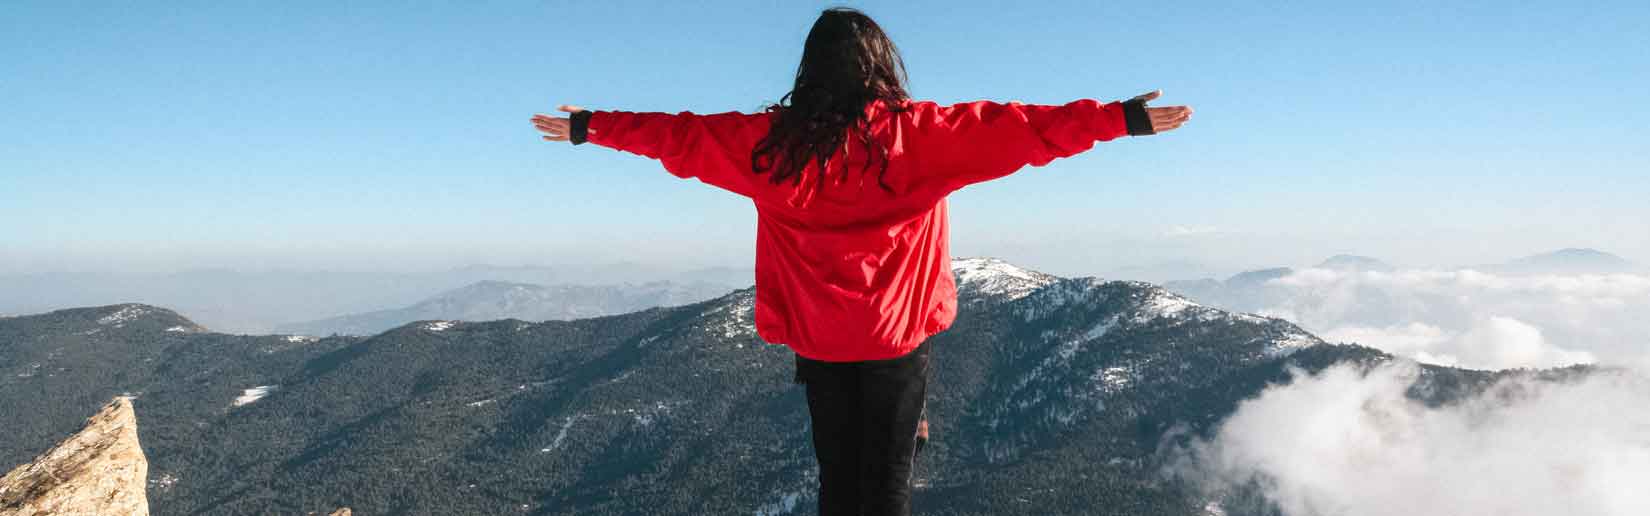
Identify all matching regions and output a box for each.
[1255,269,1650,370]
[1166,362,1650,516]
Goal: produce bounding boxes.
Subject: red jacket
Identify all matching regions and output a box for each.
[585,98,1132,361]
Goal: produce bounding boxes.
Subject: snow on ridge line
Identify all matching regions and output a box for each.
[1021,279,1317,342]
[98,305,151,325]
[1132,289,1204,322]
[952,256,1052,279]
[423,321,457,332]
[1265,329,1321,357]
[953,256,1061,301]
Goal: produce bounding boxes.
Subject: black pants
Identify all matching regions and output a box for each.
[794,339,931,516]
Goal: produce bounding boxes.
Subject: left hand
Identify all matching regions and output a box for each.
[531,105,588,142]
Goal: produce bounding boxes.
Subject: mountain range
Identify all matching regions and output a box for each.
[273,280,734,336]
[0,258,1580,515]
[1479,248,1640,275]
[0,264,750,334]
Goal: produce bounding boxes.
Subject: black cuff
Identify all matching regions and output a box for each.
[1122,99,1154,136]
[569,110,593,145]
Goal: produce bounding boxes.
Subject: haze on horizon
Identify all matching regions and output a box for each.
[5,1,1647,279]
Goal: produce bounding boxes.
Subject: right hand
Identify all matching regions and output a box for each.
[530,104,590,143]
[1131,90,1192,134]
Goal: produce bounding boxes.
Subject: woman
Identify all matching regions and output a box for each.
[531,7,1190,515]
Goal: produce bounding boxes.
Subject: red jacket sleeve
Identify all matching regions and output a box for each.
[586,109,772,198]
[900,99,1130,192]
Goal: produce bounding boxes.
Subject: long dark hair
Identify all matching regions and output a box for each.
[751,7,909,197]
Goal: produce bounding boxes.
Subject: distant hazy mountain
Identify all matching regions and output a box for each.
[0,264,748,333]
[1164,256,1391,315]
[274,280,734,336]
[1104,259,1227,284]
[1316,254,1395,272]
[1163,267,1296,312]
[1481,248,1639,275]
[1164,249,1642,312]
[0,258,1536,515]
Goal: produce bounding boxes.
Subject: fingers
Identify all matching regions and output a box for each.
[1149,106,1192,124]
[531,105,584,143]
[1132,89,1162,103]
[1151,114,1190,129]
[1148,106,1192,118]
[530,115,571,141]
[1146,105,1193,133]
[531,118,567,133]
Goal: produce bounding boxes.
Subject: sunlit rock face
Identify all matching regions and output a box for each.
[0,397,150,516]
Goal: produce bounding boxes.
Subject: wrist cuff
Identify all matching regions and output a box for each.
[1122,99,1154,136]
[569,110,593,145]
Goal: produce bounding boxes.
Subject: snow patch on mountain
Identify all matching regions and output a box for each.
[97,305,149,326]
[233,385,277,407]
[1202,501,1229,516]
[1084,316,1119,342]
[754,470,817,516]
[1051,315,1120,363]
[1264,329,1321,357]
[423,321,457,332]
[1134,290,1199,322]
[1095,366,1135,393]
[617,400,686,428]
[540,400,687,452]
[953,257,1061,302]
[701,290,758,340]
[545,416,582,452]
[754,490,804,516]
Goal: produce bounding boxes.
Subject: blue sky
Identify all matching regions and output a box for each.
[3,1,1647,277]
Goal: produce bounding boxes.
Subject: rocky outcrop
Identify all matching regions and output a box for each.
[0,397,149,516]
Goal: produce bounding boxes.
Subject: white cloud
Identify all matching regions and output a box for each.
[1321,322,1459,365]
[1256,268,1649,369]
[1457,316,1597,370]
[1320,317,1597,370]
[1167,362,1650,516]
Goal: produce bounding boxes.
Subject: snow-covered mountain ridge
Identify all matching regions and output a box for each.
[0,258,1441,515]
[951,257,1060,302]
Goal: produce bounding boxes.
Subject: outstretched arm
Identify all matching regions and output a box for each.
[531,105,769,197]
[905,90,1191,192]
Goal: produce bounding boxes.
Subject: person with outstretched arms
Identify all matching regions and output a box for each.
[532,7,1190,516]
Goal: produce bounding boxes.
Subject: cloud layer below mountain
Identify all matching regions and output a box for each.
[1255,268,1650,369]
[1168,362,1650,516]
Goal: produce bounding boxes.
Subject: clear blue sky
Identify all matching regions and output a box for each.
[4,1,1647,277]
